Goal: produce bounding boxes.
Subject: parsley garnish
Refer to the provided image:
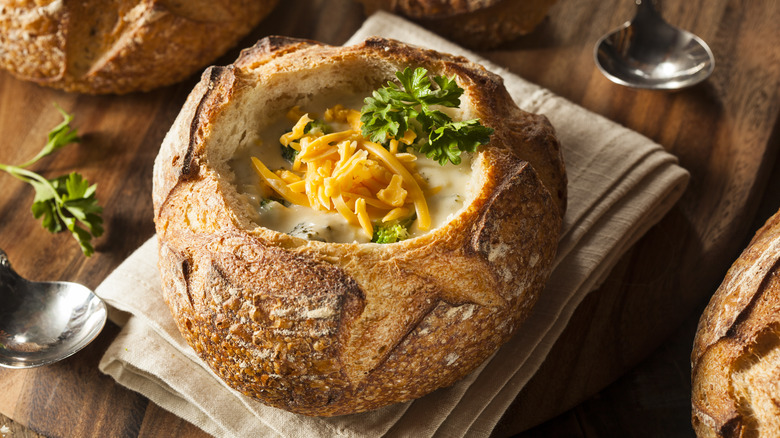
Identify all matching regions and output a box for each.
[360,67,494,165]
[0,105,103,256]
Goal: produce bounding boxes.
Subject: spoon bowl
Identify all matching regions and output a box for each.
[0,249,107,368]
[594,0,714,90]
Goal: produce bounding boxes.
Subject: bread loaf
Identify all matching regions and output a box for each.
[0,0,278,94]
[356,0,558,49]
[153,36,566,416]
[691,209,780,437]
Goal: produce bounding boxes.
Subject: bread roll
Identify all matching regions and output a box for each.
[691,209,780,437]
[153,36,566,415]
[356,0,558,48]
[0,0,278,94]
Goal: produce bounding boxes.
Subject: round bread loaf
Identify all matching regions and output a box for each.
[152,36,566,416]
[356,0,558,48]
[691,209,780,437]
[0,0,278,94]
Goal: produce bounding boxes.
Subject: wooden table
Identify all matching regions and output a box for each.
[1,1,778,436]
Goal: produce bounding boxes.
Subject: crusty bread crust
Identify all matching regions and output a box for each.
[0,0,278,94]
[153,36,566,415]
[357,0,558,48]
[692,209,780,437]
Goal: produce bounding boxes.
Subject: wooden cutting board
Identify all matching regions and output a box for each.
[0,0,778,436]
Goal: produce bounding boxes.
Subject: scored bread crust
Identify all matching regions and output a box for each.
[356,0,558,49]
[0,0,278,94]
[691,209,780,437]
[153,36,566,416]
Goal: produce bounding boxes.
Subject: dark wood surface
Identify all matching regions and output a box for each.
[0,0,778,437]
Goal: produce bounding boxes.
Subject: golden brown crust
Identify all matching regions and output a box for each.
[691,209,780,437]
[0,0,278,94]
[153,36,566,415]
[356,0,558,49]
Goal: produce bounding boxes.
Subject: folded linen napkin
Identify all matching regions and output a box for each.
[98,11,689,438]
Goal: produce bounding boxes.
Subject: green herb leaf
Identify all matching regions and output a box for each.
[20,104,81,168]
[416,109,452,133]
[0,105,103,257]
[360,87,410,144]
[46,105,80,154]
[430,75,463,107]
[394,67,431,103]
[423,120,495,165]
[359,67,493,165]
[61,173,104,235]
[31,192,63,234]
[30,173,104,256]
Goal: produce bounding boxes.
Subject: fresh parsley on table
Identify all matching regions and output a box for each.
[0,105,103,256]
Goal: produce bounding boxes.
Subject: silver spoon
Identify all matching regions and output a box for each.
[594,0,714,90]
[0,249,107,368]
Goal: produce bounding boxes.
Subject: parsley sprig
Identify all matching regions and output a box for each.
[0,105,103,256]
[360,67,494,165]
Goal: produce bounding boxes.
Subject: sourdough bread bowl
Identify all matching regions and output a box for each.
[691,208,780,437]
[0,0,278,94]
[152,36,566,416]
[356,0,558,48]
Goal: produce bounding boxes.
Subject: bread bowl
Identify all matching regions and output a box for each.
[691,208,780,437]
[356,0,558,49]
[152,36,566,416]
[0,0,278,94]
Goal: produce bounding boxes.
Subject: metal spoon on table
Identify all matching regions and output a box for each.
[0,249,107,368]
[594,0,715,90]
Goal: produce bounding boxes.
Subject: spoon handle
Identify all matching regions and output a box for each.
[637,0,662,17]
[0,248,9,269]
[637,0,661,8]
[0,248,24,307]
[0,248,21,281]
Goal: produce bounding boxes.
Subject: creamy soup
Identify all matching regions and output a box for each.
[230,94,474,244]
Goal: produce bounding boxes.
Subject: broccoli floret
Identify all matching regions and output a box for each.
[279,119,333,164]
[372,223,409,244]
[280,143,298,163]
[304,119,332,135]
[372,215,415,244]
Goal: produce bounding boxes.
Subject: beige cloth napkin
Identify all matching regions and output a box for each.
[97,11,689,438]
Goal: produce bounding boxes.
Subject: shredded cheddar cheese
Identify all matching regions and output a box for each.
[251,106,433,238]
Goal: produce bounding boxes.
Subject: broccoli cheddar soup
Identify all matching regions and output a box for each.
[230,68,493,244]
